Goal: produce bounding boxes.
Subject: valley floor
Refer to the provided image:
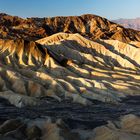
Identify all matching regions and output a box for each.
[0,96,140,140]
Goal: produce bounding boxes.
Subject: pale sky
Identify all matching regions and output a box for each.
[0,0,139,20]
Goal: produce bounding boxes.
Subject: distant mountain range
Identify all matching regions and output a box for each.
[113,18,140,31]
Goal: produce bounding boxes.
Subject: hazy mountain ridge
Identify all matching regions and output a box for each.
[113,18,140,30]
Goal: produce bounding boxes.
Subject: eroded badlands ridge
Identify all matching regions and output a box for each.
[0,32,140,107]
[0,13,140,140]
[1,13,140,42]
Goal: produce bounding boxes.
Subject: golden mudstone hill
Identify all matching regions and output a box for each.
[0,32,140,107]
[0,13,140,43]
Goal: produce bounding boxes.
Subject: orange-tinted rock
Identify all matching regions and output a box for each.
[0,13,140,43]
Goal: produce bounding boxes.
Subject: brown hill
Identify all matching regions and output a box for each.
[0,13,140,42]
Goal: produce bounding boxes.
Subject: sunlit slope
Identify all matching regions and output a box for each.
[0,33,140,107]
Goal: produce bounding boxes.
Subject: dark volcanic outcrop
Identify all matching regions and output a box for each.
[0,13,140,42]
